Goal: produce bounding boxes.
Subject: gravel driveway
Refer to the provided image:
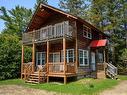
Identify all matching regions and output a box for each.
[100,81,127,95]
[0,85,59,95]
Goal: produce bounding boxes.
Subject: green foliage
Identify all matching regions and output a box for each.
[89,0,127,64]
[0,6,32,38]
[120,49,127,61]
[59,0,90,17]
[34,0,48,9]
[0,34,31,80]
[0,2,35,80]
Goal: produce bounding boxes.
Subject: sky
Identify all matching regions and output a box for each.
[0,0,59,31]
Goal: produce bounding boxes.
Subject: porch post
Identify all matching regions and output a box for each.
[75,21,78,73]
[75,39,78,73]
[103,48,106,63]
[63,38,67,84]
[32,43,35,73]
[21,45,24,79]
[47,41,49,83]
[95,49,98,78]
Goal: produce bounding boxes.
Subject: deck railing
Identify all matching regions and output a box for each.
[22,21,75,43]
[48,62,64,73]
[48,62,75,74]
[66,63,75,73]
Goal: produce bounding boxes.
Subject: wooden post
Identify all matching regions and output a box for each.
[21,45,24,79]
[95,49,98,79]
[47,41,49,83]
[75,39,78,74]
[32,43,35,73]
[103,48,106,63]
[103,48,106,75]
[75,21,78,74]
[63,38,67,84]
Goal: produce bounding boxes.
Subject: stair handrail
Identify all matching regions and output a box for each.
[37,64,47,83]
[106,63,117,76]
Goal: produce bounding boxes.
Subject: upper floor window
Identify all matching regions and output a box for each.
[83,25,92,39]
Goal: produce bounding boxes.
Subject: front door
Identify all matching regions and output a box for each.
[91,52,96,71]
[36,52,46,66]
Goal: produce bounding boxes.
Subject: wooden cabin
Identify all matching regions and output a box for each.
[21,3,117,84]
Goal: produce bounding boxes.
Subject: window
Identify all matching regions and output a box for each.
[49,52,60,63]
[79,49,89,66]
[61,49,74,63]
[66,49,74,63]
[83,25,92,39]
[36,52,46,65]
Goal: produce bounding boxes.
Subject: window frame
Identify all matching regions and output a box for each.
[61,49,74,63]
[79,49,89,66]
[36,52,46,66]
[66,49,74,63]
[83,25,92,39]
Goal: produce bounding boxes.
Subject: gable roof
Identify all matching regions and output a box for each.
[26,3,108,37]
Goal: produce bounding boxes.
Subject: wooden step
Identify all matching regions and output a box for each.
[29,76,44,79]
[30,73,47,76]
[29,78,39,81]
[25,80,39,84]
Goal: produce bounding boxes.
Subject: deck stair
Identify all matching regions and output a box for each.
[26,65,47,84]
[105,63,118,79]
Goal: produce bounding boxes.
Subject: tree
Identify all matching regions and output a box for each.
[59,0,89,17]
[0,6,32,38]
[120,49,127,61]
[0,34,32,80]
[34,0,48,9]
[89,0,127,64]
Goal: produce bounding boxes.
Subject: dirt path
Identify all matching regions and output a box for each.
[0,85,60,95]
[100,81,127,95]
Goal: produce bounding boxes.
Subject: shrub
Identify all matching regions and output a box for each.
[0,34,31,80]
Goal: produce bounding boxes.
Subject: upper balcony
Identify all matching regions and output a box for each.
[22,21,76,44]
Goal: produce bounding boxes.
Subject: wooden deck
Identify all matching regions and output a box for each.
[21,62,76,84]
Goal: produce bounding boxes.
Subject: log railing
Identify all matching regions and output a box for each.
[22,62,32,80]
[22,21,75,43]
[48,62,75,74]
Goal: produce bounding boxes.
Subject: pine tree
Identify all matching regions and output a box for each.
[89,0,127,63]
[0,6,32,37]
[34,0,48,9]
[59,0,90,17]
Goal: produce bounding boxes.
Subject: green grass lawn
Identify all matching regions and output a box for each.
[0,75,127,95]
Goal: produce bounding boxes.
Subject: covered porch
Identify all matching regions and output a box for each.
[21,38,77,84]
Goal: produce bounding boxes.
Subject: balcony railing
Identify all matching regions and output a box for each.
[22,21,75,43]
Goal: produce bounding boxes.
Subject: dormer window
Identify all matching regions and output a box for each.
[83,25,92,39]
